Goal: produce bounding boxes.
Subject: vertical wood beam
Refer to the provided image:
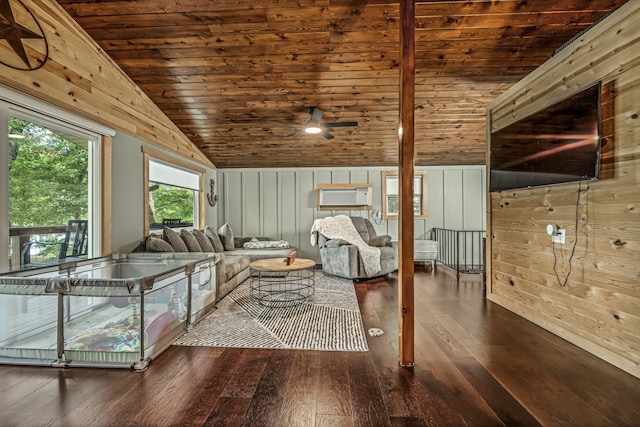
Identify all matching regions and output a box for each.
[398,0,415,367]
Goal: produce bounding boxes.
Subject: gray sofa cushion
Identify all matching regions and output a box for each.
[163,226,188,252]
[350,216,375,243]
[180,229,202,252]
[204,226,224,252]
[370,235,391,247]
[146,236,174,252]
[223,255,251,282]
[230,247,296,262]
[379,246,396,260]
[218,223,235,251]
[325,238,349,247]
[192,229,214,252]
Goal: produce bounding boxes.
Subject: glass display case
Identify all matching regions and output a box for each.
[0,253,219,371]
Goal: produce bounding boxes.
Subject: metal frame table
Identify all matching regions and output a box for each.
[249,258,316,307]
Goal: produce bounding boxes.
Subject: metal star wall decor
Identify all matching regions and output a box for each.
[0,0,48,71]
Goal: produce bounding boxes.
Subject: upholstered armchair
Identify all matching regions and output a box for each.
[315,216,397,279]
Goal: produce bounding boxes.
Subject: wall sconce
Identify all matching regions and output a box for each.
[207,179,218,207]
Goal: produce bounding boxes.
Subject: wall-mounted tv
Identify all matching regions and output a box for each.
[490,82,601,192]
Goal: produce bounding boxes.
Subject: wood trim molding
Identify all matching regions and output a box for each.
[101,135,112,256]
[141,146,207,235]
[381,170,428,219]
[141,146,207,174]
[199,173,206,228]
[142,151,150,237]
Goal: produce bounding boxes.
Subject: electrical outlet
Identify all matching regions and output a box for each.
[553,229,566,244]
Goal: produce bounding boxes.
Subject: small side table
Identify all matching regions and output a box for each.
[414,240,438,270]
[391,240,439,270]
[249,258,316,307]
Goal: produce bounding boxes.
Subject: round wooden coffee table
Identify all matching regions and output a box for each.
[249,258,316,307]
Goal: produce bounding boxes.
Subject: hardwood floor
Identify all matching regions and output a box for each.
[1,267,639,426]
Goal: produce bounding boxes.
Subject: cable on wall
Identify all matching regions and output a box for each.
[369,209,383,225]
[552,181,584,287]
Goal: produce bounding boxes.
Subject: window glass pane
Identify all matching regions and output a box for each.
[386,195,399,215]
[414,176,423,193]
[149,182,194,229]
[8,116,91,270]
[387,176,398,195]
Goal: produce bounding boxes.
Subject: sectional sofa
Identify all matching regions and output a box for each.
[138,224,297,301]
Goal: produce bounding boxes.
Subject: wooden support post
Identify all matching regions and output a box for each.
[398,0,415,367]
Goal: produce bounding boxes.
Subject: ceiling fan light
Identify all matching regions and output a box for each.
[305,125,322,134]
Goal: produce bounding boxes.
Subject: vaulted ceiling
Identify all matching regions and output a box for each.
[57,0,628,169]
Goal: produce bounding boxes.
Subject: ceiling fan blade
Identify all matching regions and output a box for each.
[322,130,334,139]
[324,121,358,128]
[287,129,302,137]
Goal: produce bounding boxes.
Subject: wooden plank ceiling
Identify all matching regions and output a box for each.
[57,0,628,169]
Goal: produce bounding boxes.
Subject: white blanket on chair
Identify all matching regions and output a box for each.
[310,215,381,276]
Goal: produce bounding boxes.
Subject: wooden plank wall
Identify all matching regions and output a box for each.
[486,2,640,378]
[0,0,210,167]
[215,166,486,262]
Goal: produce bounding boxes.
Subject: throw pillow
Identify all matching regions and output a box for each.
[204,225,225,252]
[180,229,202,252]
[217,223,235,251]
[146,235,174,252]
[242,240,290,249]
[163,226,188,252]
[192,229,215,252]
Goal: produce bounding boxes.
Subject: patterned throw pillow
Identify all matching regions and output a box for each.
[217,223,235,251]
[192,229,215,252]
[163,226,188,252]
[242,239,290,249]
[204,225,225,252]
[180,229,202,252]
[146,235,174,252]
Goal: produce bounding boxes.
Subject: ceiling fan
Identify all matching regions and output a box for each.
[283,107,358,139]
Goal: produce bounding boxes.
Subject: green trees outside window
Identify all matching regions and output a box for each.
[9,117,89,227]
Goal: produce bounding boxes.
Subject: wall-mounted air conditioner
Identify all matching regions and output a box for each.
[317,183,373,209]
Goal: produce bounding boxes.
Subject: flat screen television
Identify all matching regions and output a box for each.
[490,82,601,192]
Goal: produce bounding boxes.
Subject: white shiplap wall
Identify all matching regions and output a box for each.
[215,166,486,261]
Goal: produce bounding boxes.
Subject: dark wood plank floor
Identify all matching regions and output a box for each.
[1,267,639,426]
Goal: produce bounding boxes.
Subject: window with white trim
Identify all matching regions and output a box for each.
[0,85,113,273]
[142,149,205,235]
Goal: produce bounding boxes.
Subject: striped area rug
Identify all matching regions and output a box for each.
[173,270,369,352]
